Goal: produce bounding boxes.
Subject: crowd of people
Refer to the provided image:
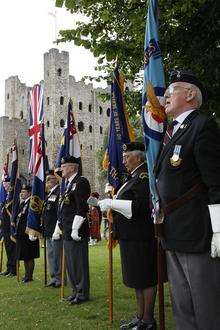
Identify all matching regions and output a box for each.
[0,71,220,330]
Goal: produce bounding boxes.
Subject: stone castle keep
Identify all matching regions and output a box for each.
[0,48,110,193]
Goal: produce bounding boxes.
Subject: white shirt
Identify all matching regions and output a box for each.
[66,173,78,190]
[173,109,196,135]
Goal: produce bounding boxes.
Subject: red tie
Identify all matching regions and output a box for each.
[163,120,178,146]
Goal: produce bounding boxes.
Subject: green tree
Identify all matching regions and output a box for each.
[55,0,220,115]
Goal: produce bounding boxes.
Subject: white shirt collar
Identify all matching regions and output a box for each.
[67,172,78,184]
[175,109,196,124]
[131,162,145,176]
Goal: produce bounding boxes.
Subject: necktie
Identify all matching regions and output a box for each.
[163,120,178,146]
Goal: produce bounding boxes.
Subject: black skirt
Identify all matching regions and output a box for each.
[16,235,40,261]
[119,239,157,289]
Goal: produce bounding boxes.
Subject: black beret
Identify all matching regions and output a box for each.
[61,156,80,165]
[123,142,145,152]
[170,70,207,101]
[21,184,32,192]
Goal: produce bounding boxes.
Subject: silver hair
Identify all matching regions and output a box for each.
[130,150,146,162]
[186,83,203,108]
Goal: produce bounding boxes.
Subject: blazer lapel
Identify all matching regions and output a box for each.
[155,110,199,173]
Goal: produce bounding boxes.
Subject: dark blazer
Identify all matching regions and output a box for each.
[113,163,154,241]
[155,110,220,253]
[41,185,60,238]
[59,174,91,240]
[16,199,30,237]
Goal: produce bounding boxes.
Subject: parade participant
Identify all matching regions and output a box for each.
[98,142,157,330]
[88,192,102,245]
[53,156,91,304]
[155,70,220,329]
[42,170,61,288]
[0,178,16,277]
[16,184,40,283]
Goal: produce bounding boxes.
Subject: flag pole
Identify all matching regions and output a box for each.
[0,239,4,272]
[60,245,65,300]
[108,219,113,323]
[16,260,20,282]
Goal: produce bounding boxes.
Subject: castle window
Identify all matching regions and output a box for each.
[57,68,62,76]
[100,126,103,134]
[60,119,65,128]
[22,149,25,155]
[125,86,129,92]
[90,145,93,150]
[78,121,84,132]
[46,120,50,128]
[89,125,92,133]
[47,97,50,105]
[60,96,64,105]
[99,106,103,115]
[80,144,83,150]
[107,108,110,117]
[7,93,9,100]
[20,111,23,120]
[88,104,92,112]
[79,101,83,110]
[47,71,49,77]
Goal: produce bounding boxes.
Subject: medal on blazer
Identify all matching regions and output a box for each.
[170,145,182,166]
[64,195,70,204]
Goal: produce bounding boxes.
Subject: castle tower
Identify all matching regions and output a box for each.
[43,48,70,166]
[5,76,30,120]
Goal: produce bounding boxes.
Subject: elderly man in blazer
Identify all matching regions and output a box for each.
[53,156,91,304]
[155,70,220,330]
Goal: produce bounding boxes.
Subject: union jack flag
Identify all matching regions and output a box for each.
[28,84,44,174]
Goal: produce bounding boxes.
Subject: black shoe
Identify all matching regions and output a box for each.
[69,296,88,305]
[0,270,10,276]
[45,281,55,287]
[53,282,61,288]
[5,272,16,278]
[65,294,76,302]
[120,316,140,329]
[133,319,157,330]
[22,277,33,283]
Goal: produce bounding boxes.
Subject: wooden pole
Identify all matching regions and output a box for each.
[44,236,47,286]
[157,237,165,330]
[60,245,65,300]
[16,260,20,282]
[0,239,4,272]
[108,221,113,324]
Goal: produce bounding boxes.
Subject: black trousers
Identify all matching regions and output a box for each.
[3,232,16,273]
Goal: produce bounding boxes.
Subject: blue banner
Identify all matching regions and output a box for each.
[142,0,166,209]
[103,67,135,190]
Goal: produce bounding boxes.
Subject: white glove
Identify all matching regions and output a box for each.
[52,222,62,241]
[98,199,112,212]
[208,204,220,258]
[71,215,85,241]
[211,233,220,258]
[98,199,132,219]
[29,234,37,241]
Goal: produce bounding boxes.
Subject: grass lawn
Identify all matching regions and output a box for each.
[0,240,175,329]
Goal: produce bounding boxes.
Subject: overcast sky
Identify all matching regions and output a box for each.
[0,0,101,115]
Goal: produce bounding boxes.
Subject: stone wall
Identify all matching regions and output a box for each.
[2,48,110,194]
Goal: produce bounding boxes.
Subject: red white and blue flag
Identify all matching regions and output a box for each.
[142,0,166,212]
[28,84,44,174]
[27,84,46,236]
